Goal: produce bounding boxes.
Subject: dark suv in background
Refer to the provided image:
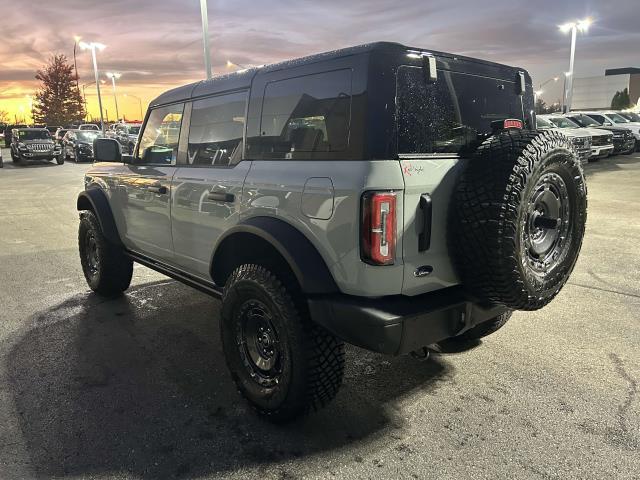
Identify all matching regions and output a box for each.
[10,128,63,165]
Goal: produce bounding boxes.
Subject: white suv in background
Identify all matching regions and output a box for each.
[541,115,614,159]
[576,111,640,150]
[536,115,592,164]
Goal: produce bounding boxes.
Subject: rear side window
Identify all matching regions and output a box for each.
[188,91,247,166]
[396,66,525,155]
[249,69,352,159]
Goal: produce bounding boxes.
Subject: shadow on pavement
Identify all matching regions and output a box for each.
[8,280,453,479]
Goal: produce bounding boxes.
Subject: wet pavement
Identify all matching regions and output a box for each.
[0,149,639,479]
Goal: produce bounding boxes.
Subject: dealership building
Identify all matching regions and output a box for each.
[571,67,640,111]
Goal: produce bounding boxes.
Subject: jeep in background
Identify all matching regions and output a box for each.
[540,114,614,159]
[536,115,592,164]
[566,113,635,155]
[77,42,587,422]
[10,128,63,165]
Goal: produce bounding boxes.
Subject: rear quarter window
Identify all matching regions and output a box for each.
[248,69,352,160]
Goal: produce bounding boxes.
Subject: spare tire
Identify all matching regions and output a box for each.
[450,130,587,311]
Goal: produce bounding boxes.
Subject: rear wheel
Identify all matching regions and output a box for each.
[451,130,587,311]
[78,210,133,295]
[220,264,345,422]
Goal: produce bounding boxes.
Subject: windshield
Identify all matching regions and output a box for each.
[128,126,141,135]
[568,115,599,127]
[608,113,630,124]
[76,131,101,142]
[18,130,51,140]
[547,117,579,129]
[621,112,640,122]
[536,117,554,129]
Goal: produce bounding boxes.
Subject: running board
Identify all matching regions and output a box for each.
[127,251,223,299]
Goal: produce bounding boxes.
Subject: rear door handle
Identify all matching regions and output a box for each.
[418,193,432,252]
[207,191,235,203]
[148,185,168,194]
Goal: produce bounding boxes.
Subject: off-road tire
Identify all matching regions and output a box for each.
[451,130,587,311]
[78,210,133,295]
[220,264,345,423]
[453,311,512,342]
[56,154,64,165]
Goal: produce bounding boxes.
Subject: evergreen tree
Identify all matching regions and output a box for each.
[535,97,549,114]
[33,54,85,125]
[611,88,632,110]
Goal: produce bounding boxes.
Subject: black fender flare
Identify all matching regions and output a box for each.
[211,216,338,294]
[76,189,123,246]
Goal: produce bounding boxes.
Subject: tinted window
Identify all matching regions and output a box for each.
[548,117,579,128]
[249,69,351,159]
[396,66,525,155]
[18,130,51,140]
[137,104,184,165]
[77,131,101,142]
[568,115,598,127]
[608,113,629,124]
[586,114,606,125]
[188,91,247,166]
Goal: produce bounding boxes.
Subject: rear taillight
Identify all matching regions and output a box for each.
[361,191,397,265]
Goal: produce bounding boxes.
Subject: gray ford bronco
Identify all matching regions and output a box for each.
[77,42,587,422]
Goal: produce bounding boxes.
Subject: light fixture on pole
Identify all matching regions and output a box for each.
[79,41,106,132]
[124,93,144,121]
[106,72,122,122]
[226,60,247,70]
[559,17,592,112]
[200,0,212,79]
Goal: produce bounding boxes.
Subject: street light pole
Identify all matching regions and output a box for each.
[73,35,81,89]
[200,0,212,79]
[559,18,592,113]
[106,72,121,122]
[124,93,144,121]
[80,41,106,133]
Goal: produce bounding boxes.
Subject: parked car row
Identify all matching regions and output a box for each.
[536,111,638,164]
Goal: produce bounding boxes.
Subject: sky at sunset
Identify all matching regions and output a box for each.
[0,0,638,124]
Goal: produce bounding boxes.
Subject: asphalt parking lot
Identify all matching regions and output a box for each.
[0,148,638,480]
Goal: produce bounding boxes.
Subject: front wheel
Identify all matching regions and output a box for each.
[56,154,64,165]
[220,264,345,422]
[78,210,133,295]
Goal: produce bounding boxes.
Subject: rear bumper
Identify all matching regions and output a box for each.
[307,286,507,355]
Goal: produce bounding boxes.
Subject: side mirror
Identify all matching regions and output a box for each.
[93,138,123,163]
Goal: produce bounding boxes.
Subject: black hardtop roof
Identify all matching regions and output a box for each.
[150,41,530,107]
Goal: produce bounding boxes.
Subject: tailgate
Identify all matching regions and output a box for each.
[400,157,463,295]
[395,63,528,295]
